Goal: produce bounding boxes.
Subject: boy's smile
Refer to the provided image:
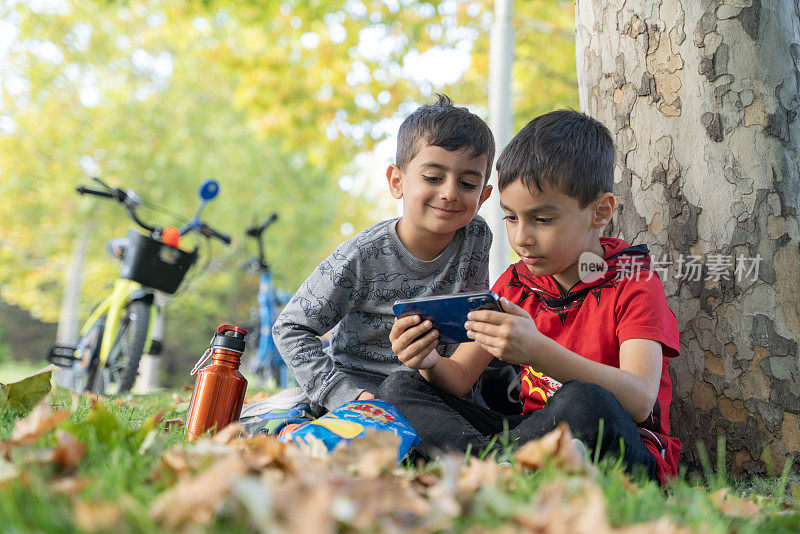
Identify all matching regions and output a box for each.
[388,145,492,260]
[499,180,613,289]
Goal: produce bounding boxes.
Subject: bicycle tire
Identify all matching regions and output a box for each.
[91,300,149,394]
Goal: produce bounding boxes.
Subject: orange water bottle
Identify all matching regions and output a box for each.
[186,324,248,442]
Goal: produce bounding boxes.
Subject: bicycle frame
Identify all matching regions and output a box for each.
[78,279,156,367]
[256,269,286,384]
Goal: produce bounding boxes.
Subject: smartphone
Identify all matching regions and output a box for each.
[392,291,504,344]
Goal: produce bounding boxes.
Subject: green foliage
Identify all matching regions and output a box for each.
[0,0,579,380]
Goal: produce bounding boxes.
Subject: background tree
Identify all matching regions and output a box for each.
[575,0,799,474]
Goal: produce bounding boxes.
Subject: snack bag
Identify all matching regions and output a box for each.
[282,399,420,462]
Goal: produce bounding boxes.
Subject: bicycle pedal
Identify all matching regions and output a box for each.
[47,345,79,368]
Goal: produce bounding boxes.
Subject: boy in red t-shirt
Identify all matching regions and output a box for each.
[378,109,681,484]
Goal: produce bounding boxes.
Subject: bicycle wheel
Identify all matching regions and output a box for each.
[91,300,150,395]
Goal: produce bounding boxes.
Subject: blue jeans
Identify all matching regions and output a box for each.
[377,370,658,481]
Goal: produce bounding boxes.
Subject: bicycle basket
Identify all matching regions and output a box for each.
[120,230,198,294]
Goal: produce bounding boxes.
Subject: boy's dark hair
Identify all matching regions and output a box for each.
[396,94,495,182]
[496,109,614,207]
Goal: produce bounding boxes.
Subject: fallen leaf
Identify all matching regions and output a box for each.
[81,392,108,404]
[52,476,92,495]
[709,487,762,519]
[210,422,243,443]
[52,430,86,471]
[2,368,55,414]
[236,434,288,470]
[328,431,399,478]
[171,392,189,403]
[457,457,505,501]
[515,422,592,474]
[9,397,70,446]
[514,479,609,533]
[150,453,250,528]
[0,457,19,483]
[164,418,184,431]
[74,500,122,532]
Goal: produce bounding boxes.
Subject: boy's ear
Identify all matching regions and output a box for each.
[386,164,403,200]
[477,184,493,209]
[592,192,615,227]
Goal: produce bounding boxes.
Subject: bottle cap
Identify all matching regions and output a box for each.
[212,324,248,354]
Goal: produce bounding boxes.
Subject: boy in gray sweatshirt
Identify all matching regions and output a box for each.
[272,94,495,411]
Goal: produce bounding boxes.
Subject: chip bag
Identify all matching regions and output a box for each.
[281,399,420,462]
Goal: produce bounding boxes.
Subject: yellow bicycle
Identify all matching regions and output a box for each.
[48,177,230,395]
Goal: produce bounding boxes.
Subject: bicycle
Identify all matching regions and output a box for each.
[243,214,292,388]
[47,177,231,395]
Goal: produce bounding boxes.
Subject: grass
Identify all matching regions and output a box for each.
[0,387,798,533]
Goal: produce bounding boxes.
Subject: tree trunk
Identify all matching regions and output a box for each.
[575,0,799,475]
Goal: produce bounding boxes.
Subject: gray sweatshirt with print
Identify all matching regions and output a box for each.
[272,216,492,410]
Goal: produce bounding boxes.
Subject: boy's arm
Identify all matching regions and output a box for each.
[272,251,365,409]
[389,316,494,397]
[465,298,662,422]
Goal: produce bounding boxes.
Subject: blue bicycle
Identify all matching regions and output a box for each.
[244,214,291,387]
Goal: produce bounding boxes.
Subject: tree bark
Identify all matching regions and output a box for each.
[575,0,799,475]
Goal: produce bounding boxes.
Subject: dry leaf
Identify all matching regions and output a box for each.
[171,392,189,403]
[52,430,85,471]
[328,431,399,478]
[709,488,762,519]
[150,453,250,528]
[514,479,610,533]
[0,457,19,483]
[163,418,183,431]
[515,422,592,474]
[74,500,122,532]
[236,434,287,470]
[82,392,107,404]
[210,422,243,443]
[52,476,92,495]
[457,457,505,501]
[9,397,71,446]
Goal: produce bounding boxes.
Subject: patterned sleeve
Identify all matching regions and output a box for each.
[272,243,366,408]
[467,217,493,291]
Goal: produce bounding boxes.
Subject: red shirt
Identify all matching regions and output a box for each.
[492,237,681,484]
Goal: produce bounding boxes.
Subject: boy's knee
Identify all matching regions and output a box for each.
[377,370,424,402]
[549,381,626,438]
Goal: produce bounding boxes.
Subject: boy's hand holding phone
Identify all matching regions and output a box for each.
[464,298,543,365]
[389,315,440,369]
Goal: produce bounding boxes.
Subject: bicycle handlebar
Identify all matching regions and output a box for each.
[199,222,232,244]
[76,186,121,200]
[77,178,231,245]
[246,213,278,237]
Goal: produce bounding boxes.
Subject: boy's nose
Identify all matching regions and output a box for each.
[440,180,458,200]
[515,224,534,247]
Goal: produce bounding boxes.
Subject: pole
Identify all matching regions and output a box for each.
[487,0,513,282]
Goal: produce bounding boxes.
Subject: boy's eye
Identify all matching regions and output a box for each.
[460,181,479,190]
[535,217,553,224]
[423,175,442,183]
[502,214,517,222]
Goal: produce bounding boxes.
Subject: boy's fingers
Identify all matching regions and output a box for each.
[466,330,499,349]
[390,315,422,342]
[464,320,500,337]
[406,328,438,353]
[499,298,531,318]
[466,309,506,324]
